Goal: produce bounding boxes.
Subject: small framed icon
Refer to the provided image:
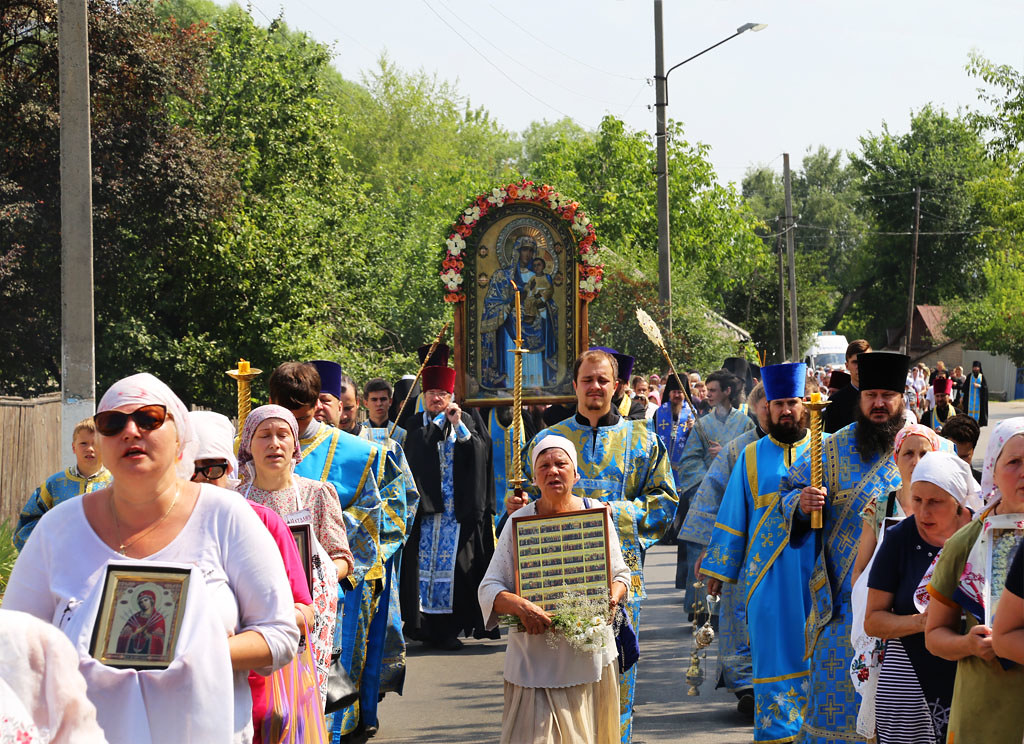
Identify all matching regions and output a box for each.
[89,564,190,670]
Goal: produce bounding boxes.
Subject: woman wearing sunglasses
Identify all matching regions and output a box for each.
[3,373,299,744]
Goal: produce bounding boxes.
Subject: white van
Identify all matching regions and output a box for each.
[804,332,849,370]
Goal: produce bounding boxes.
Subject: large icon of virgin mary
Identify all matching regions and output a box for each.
[479,234,558,389]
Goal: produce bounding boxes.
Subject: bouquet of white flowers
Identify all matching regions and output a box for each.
[502,586,615,655]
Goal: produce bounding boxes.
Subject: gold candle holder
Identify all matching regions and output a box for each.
[806,392,829,530]
[226,359,262,436]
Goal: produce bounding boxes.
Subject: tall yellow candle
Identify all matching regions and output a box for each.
[514,288,522,345]
[238,359,250,374]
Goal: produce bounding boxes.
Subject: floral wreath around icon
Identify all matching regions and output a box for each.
[440,180,604,303]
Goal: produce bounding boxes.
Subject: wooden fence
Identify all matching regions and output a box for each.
[0,394,61,529]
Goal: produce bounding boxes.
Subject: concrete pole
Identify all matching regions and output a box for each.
[901,187,922,356]
[654,0,672,333]
[59,0,95,466]
[777,222,787,362]
[783,153,799,361]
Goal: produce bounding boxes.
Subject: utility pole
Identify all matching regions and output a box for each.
[783,153,798,361]
[653,0,671,333]
[59,0,95,466]
[902,187,922,356]
[776,221,787,362]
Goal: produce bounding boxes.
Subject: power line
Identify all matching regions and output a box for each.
[286,0,377,56]
[433,0,641,108]
[488,4,647,82]
[797,223,1004,237]
[419,0,573,120]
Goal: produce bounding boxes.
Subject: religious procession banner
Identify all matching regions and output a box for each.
[439,180,604,406]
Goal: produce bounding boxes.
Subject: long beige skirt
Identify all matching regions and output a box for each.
[500,662,620,744]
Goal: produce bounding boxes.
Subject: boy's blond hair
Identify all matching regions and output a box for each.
[71,417,96,440]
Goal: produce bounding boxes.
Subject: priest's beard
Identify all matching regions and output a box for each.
[767,416,806,444]
[854,402,905,461]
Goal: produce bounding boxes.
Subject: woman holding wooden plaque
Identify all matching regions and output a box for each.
[478,435,631,744]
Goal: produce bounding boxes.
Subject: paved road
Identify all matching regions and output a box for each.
[375,401,1024,743]
[376,545,752,743]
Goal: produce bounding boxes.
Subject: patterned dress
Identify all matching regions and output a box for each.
[240,475,352,704]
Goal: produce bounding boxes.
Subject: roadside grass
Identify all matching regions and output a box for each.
[0,521,16,598]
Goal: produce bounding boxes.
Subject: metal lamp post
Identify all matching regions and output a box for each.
[654,3,766,330]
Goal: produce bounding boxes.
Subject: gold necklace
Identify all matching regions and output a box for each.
[110,484,181,556]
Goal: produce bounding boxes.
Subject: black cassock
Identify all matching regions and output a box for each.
[823,382,858,434]
[400,409,499,643]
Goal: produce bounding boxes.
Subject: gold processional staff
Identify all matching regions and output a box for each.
[806,392,829,530]
[226,359,261,436]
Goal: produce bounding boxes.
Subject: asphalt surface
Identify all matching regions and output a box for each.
[374,401,1024,743]
[376,545,752,743]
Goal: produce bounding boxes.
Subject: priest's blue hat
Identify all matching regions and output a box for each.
[417,343,450,367]
[309,360,342,398]
[761,362,807,401]
[588,346,634,381]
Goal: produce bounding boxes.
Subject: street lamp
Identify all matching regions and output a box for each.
[654,2,766,327]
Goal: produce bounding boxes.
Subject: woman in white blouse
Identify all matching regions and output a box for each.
[479,435,630,744]
[3,373,298,743]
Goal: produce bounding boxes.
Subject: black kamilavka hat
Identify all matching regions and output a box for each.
[857,352,910,393]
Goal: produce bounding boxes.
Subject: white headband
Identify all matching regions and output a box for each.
[188,411,238,476]
[530,434,579,474]
[97,373,197,480]
[911,450,983,511]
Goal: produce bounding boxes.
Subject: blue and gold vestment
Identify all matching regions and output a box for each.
[14,467,112,551]
[780,423,900,743]
[679,427,761,695]
[703,433,815,743]
[488,407,525,529]
[649,400,694,487]
[293,423,385,741]
[356,428,420,730]
[675,408,754,498]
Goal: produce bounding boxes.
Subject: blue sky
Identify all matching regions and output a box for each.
[251,0,1024,184]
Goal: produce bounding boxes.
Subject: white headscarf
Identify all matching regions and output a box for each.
[97,373,197,480]
[187,411,239,475]
[980,416,1024,506]
[911,450,983,512]
[530,434,579,474]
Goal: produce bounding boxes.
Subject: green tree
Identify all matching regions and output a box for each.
[944,164,1024,364]
[849,105,997,344]
[739,147,864,358]
[0,0,237,396]
[522,115,767,366]
[334,58,519,362]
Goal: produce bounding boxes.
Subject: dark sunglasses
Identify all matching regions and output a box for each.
[192,462,228,481]
[94,404,168,436]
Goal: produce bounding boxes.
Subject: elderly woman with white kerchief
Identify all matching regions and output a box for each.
[863,451,978,743]
[926,417,1024,744]
[2,373,299,744]
[478,435,631,744]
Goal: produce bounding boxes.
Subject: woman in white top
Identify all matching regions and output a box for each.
[3,373,298,744]
[479,435,631,744]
